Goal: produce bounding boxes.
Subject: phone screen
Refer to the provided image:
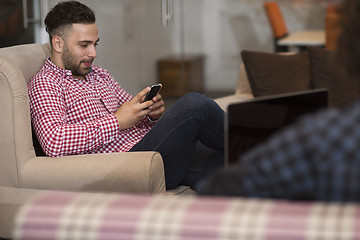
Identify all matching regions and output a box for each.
[144,84,161,102]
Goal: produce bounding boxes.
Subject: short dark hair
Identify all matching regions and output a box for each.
[45,1,96,42]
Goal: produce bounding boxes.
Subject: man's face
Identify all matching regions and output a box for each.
[61,23,99,78]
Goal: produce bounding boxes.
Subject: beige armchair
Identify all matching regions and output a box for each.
[0,43,166,238]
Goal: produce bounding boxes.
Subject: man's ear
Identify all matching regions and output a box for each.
[52,35,64,53]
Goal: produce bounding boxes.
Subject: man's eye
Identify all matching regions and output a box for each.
[80,44,88,47]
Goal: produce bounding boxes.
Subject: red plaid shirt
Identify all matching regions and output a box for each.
[28,59,155,157]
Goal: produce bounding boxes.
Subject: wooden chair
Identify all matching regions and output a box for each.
[264,1,325,52]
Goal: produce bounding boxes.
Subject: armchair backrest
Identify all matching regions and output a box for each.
[0,43,50,188]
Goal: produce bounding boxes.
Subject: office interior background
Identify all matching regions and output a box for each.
[0,0,339,96]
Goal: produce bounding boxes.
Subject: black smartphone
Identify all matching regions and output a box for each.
[143,84,162,102]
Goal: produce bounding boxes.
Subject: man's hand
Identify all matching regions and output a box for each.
[147,92,165,121]
[114,87,165,130]
[114,87,154,130]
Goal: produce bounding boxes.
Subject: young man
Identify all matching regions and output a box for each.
[199,0,360,202]
[28,1,224,190]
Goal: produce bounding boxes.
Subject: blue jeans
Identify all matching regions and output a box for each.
[129,93,225,190]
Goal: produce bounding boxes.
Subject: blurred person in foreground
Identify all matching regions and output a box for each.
[199,0,360,202]
[28,1,224,191]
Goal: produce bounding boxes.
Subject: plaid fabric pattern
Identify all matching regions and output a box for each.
[201,101,360,202]
[13,191,360,240]
[28,59,155,157]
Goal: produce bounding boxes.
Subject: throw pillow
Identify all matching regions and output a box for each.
[241,50,311,97]
[308,47,359,108]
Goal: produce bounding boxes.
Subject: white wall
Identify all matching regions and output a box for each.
[197,0,328,92]
[46,0,332,95]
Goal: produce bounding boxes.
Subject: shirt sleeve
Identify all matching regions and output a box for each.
[199,105,360,202]
[29,74,120,157]
[199,112,319,200]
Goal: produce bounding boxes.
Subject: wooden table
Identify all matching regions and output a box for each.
[157,54,205,97]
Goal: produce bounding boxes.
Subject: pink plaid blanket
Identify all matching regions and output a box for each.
[13,191,360,240]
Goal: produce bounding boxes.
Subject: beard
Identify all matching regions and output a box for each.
[62,43,93,77]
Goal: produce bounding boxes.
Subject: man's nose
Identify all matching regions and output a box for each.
[88,45,97,58]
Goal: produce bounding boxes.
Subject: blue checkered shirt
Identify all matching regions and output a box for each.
[200,101,360,202]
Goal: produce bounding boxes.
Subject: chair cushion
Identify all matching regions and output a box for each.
[241,50,311,97]
[308,47,359,107]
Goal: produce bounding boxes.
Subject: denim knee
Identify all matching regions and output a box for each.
[177,92,216,112]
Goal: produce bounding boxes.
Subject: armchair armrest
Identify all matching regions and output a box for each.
[214,94,253,112]
[21,152,166,194]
